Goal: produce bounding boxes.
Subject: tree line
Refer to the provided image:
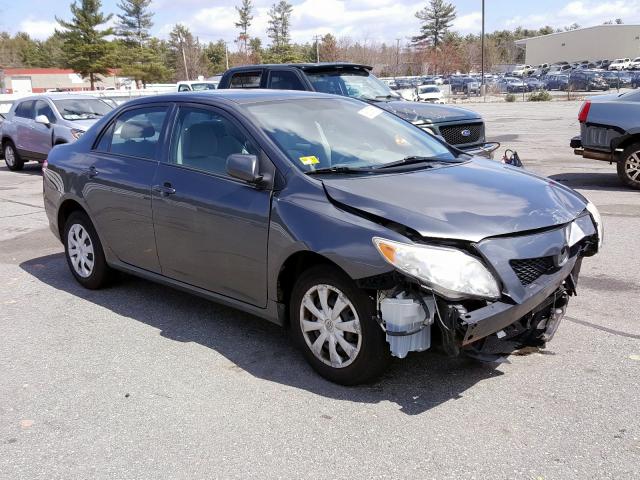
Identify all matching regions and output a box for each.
[0,0,620,88]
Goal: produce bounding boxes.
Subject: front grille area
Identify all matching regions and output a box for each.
[510,257,556,286]
[438,123,483,145]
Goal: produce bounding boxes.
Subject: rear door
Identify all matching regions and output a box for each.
[152,103,272,307]
[266,69,307,90]
[82,104,171,273]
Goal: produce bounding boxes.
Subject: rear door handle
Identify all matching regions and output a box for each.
[153,183,176,196]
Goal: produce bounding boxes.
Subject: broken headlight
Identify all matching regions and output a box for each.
[373,237,501,300]
[586,202,604,249]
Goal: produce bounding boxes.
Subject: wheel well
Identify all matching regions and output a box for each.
[57,199,87,238]
[276,251,346,326]
[615,135,640,154]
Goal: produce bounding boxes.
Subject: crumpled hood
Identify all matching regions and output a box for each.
[322,159,588,242]
[375,100,480,124]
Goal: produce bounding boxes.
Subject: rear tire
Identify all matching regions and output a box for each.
[289,265,390,385]
[617,143,640,190]
[63,211,114,289]
[4,141,24,171]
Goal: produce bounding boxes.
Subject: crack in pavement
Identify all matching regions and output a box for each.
[565,316,640,340]
[0,197,44,210]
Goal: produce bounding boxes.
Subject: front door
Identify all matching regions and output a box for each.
[32,100,56,158]
[82,105,170,273]
[152,105,272,307]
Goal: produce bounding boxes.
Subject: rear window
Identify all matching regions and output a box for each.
[229,71,262,88]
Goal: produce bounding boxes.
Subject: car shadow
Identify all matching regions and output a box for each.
[0,163,43,175]
[548,172,630,192]
[20,253,504,416]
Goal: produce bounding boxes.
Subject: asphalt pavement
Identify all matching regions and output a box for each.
[1,100,639,479]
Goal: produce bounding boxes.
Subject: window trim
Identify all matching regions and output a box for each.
[91,103,174,162]
[164,102,263,183]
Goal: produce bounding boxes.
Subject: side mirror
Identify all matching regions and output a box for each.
[35,115,50,126]
[226,154,263,184]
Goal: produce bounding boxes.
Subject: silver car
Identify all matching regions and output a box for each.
[1,94,113,171]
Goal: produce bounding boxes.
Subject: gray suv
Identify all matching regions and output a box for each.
[2,94,113,171]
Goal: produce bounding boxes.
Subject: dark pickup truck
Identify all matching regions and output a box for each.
[217,63,499,157]
[571,90,640,189]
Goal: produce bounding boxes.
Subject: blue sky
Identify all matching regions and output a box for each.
[1,0,639,46]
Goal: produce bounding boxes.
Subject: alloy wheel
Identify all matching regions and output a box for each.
[299,284,362,368]
[5,145,15,167]
[67,223,95,278]
[625,152,640,183]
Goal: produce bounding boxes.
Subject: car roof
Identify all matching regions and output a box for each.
[14,93,105,102]
[120,89,341,107]
[225,62,373,72]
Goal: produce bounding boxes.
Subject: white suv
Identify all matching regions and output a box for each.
[609,58,631,70]
[628,57,640,70]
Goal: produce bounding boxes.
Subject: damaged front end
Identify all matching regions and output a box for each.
[370,212,600,361]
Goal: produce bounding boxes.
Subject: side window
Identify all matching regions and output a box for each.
[107,107,168,159]
[169,106,257,176]
[94,123,115,152]
[268,70,305,91]
[178,84,191,92]
[229,71,262,88]
[35,101,56,123]
[15,100,35,119]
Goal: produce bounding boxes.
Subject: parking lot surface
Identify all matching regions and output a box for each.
[1,101,639,479]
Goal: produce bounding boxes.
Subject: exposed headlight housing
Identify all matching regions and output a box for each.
[71,128,85,140]
[373,237,501,300]
[585,202,604,250]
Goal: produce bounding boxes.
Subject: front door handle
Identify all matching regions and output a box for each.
[153,183,176,196]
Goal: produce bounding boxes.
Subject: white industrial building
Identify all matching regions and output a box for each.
[515,24,640,65]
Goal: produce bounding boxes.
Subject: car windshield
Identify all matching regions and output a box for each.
[419,87,439,93]
[190,83,216,91]
[245,97,456,172]
[305,70,401,101]
[53,98,113,120]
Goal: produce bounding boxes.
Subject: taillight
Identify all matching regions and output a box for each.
[578,101,591,123]
[42,158,48,170]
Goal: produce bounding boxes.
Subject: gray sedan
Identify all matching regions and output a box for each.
[43,90,601,384]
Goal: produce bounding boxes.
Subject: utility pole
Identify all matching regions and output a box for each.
[395,38,401,79]
[181,45,189,81]
[481,0,485,100]
[225,42,229,70]
[314,35,321,63]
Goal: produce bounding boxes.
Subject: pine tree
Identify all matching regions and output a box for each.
[412,0,456,49]
[116,0,153,47]
[56,0,114,90]
[115,0,167,87]
[235,0,253,54]
[267,1,293,61]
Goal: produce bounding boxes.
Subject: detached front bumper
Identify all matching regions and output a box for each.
[460,258,580,346]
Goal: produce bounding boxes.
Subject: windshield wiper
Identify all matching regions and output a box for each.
[305,166,371,175]
[375,156,453,170]
[375,94,400,100]
[63,109,102,117]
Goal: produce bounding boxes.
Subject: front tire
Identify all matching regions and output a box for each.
[4,141,24,171]
[289,266,390,385]
[617,144,640,189]
[63,211,113,289]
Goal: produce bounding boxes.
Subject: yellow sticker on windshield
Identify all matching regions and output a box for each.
[300,155,320,165]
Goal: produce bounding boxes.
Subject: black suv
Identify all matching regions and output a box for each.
[218,63,498,157]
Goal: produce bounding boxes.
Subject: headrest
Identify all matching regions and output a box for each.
[121,120,155,140]
[184,122,220,158]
